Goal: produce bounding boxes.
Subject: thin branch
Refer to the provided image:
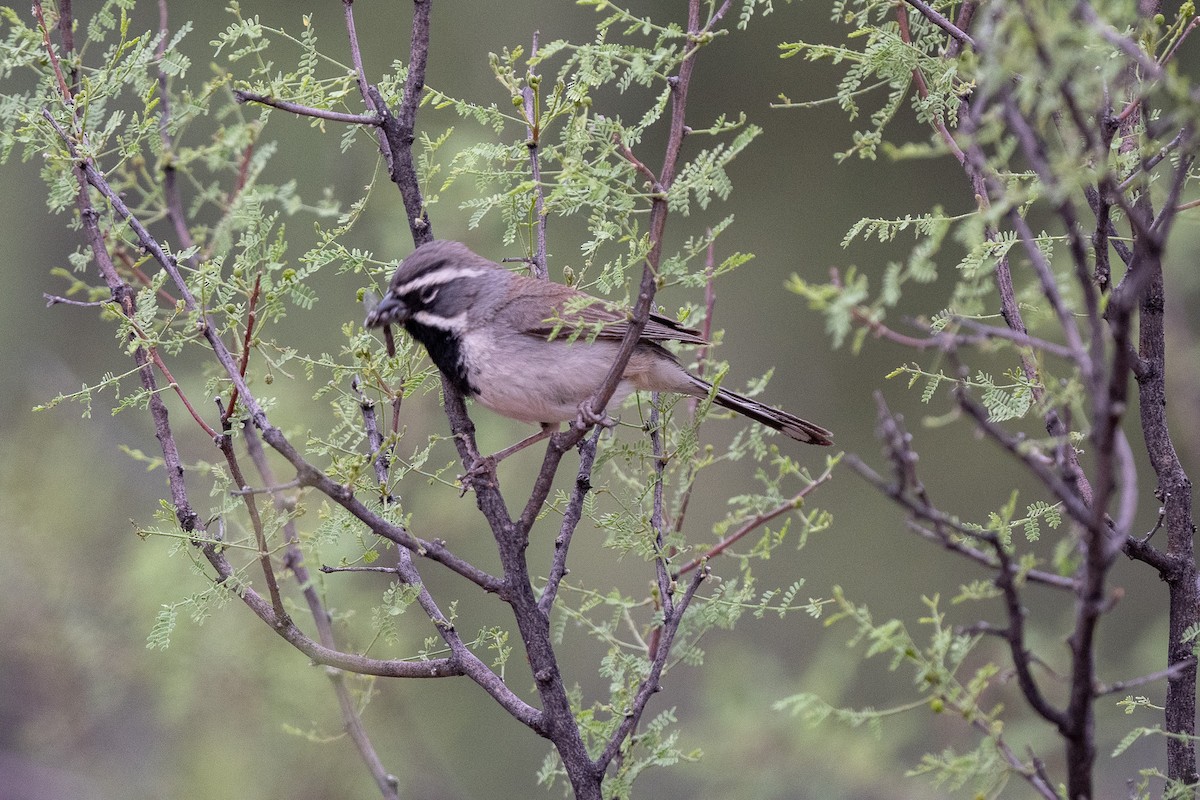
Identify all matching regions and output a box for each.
[357,384,544,734]
[998,95,1104,382]
[115,245,179,306]
[394,550,545,732]
[675,234,720,534]
[896,4,967,163]
[32,0,71,102]
[992,513,1071,731]
[616,134,660,187]
[110,289,221,440]
[574,0,706,446]
[953,384,1096,534]
[845,455,1077,590]
[539,427,601,616]
[352,374,396,504]
[951,316,1078,361]
[244,420,398,800]
[221,272,262,430]
[207,543,460,678]
[155,0,199,266]
[1117,127,1186,193]
[57,0,74,85]
[649,401,674,619]
[903,0,977,49]
[43,293,108,308]
[523,30,548,280]
[343,0,372,101]
[955,102,1096,508]
[1153,150,1195,232]
[859,394,1068,729]
[233,89,383,125]
[368,0,434,244]
[965,717,1059,800]
[1096,658,1198,697]
[320,564,398,575]
[674,463,834,577]
[218,432,287,622]
[594,565,708,773]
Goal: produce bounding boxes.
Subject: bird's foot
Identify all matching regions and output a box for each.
[574,401,616,433]
[458,455,497,496]
[456,423,559,495]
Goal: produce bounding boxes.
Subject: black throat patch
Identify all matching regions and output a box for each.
[403,320,477,397]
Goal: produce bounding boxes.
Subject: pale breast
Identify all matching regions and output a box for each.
[461,328,637,424]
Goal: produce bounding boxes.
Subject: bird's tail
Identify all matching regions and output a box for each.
[689,375,833,446]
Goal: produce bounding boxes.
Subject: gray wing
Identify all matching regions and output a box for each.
[508,278,707,345]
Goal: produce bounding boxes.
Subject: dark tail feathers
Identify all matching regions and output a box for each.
[689,375,832,446]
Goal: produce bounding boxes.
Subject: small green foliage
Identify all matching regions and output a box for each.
[146,606,177,650]
[8,1,842,795]
[788,589,1017,793]
[370,581,422,648]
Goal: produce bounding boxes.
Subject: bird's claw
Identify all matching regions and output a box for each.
[458,456,497,496]
[574,401,615,432]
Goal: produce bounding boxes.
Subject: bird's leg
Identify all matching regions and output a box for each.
[488,422,559,463]
[459,423,558,494]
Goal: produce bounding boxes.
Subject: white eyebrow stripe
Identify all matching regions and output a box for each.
[393,266,491,295]
[411,310,469,332]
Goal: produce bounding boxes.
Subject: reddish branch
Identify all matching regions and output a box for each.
[674,466,833,578]
[220,271,262,430]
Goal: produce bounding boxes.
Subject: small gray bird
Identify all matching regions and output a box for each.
[365,240,832,449]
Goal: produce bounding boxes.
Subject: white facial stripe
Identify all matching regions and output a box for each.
[411,309,469,332]
[394,266,491,295]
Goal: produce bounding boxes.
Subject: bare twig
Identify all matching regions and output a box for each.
[522,31,548,280]
[903,0,977,49]
[155,0,199,266]
[845,455,1077,590]
[43,293,108,308]
[217,434,287,622]
[233,89,383,125]
[674,463,834,577]
[244,420,399,800]
[220,272,262,430]
[1096,658,1197,697]
[594,565,708,773]
[32,0,70,101]
[539,427,601,616]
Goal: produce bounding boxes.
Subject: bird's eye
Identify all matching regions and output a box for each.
[419,286,439,305]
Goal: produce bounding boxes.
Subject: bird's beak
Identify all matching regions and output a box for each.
[364,294,408,328]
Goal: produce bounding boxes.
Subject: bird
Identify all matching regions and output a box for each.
[365,240,832,456]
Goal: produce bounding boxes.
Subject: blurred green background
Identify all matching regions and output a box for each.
[3,2,1199,798]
